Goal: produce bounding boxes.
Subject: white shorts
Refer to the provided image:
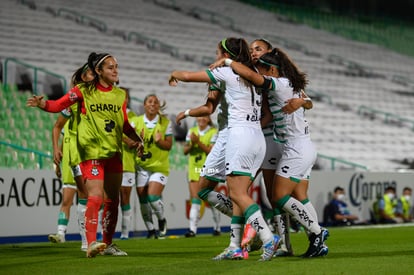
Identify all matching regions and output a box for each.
[225,126,265,178]
[261,135,283,170]
[71,164,82,178]
[276,137,317,181]
[62,183,77,190]
[136,168,168,188]
[200,128,228,182]
[122,172,136,187]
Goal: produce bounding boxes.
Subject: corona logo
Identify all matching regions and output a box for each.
[348,173,397,207]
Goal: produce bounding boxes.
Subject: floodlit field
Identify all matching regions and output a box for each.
[1,225,414,275]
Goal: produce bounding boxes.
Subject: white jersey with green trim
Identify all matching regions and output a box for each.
[207,67,261,129]
[209,82,228,131]
[267,76,310,142]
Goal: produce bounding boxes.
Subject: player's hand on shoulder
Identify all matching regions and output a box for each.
[209,58,226,70]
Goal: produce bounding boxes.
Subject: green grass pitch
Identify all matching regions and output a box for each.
[1,225,413,275]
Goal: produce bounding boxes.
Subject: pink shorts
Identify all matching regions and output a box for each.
[80,153,122,181]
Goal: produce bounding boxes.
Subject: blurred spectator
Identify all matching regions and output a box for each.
[396,187,413,223]
[374,186,402,224]
[323,186,359,226]
[183,116,220,237]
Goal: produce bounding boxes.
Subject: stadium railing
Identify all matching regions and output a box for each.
[240,0,414,58]
[56,7,107,32]
[317,153,368,171]
[0,140,52,169]
[358,105,414,131]
[0,61,371,172]
[2,57,67,96]
[127,32,180,59]
[188,7,235,31]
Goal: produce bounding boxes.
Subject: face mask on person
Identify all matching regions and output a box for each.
[404,195,411,202]
[387,193,395,200]
[337,194,345,201]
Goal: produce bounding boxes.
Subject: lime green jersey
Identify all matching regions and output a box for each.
[60,104,81,167]
[122,109,137,172]
[132,114,171,175]
[187,125,218,181]
[61,121,75,185]
[77,85,126,161]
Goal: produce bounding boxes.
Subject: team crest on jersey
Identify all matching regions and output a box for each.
[91,166,99,176]
[69,91,78,102]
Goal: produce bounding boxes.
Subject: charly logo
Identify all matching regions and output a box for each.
[195,154,202,163]
[348,173,397,207]
[140,151,152,161]
[104,120,116,132]
[268,157,277,165]
[281,165,289,173]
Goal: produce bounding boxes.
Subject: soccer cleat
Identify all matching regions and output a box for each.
[212,230,221,236]
[86,241,107,258]
[274,247,294,257]
[120,235,129,240]
[246,234,263,252]
[273,242,293,257]
[241,223,257,249]
[102,243,128,256]
[242,248,249,259]
[147,230,158,239]
[259,235,280,261]
[81,244,88,252]
[212,247,245,261]
[322,227,330,242]
[48,234,65,243]
[317,245,329,257]
[302,231,326,258]
[158,218,167,237]
[185,230,196,238]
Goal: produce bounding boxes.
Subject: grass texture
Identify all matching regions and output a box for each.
[1,225,414,275]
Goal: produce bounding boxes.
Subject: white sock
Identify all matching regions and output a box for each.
[207,191,233,217]
[229,216,244,250]
[140,202,155,231]
[275,213,285,242]
[275,213,291,251]
[149,198,165,221]
[57,224,67,238]
[211,207,221,231]
[97,207,104,235]
[121,207,132,237]
[303,200,319,223]
[281,196,321,235]
[189,201,201,233]
[77,202,87,246]
[246,210,274,244]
